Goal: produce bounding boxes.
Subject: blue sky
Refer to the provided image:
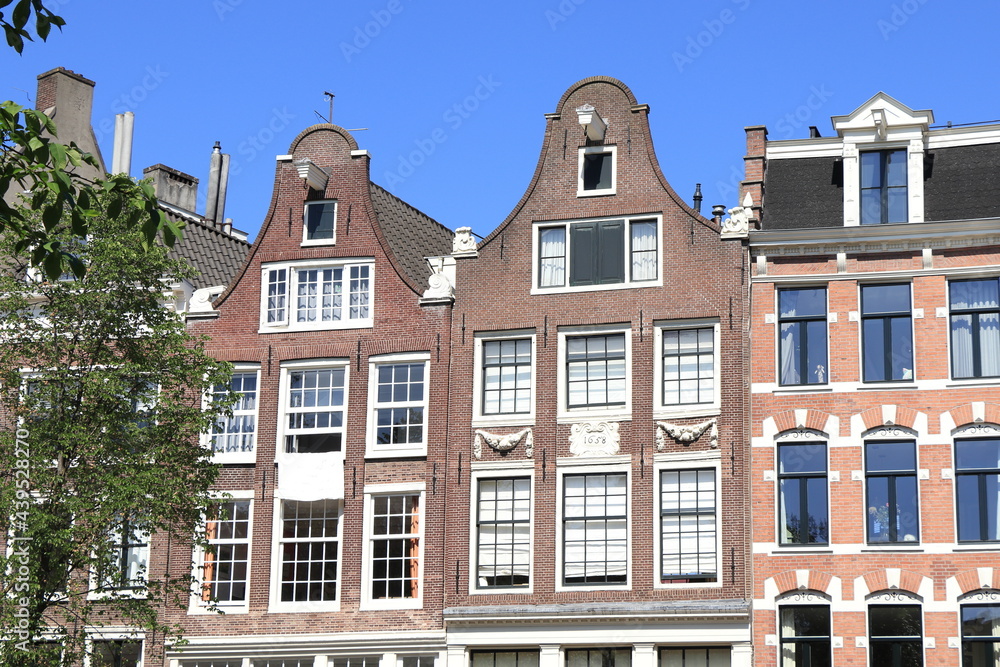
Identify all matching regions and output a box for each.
[5,0,998,241]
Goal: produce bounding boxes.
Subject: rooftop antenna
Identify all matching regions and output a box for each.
[324,91,334,123]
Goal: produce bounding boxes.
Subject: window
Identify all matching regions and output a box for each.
[399,658,435,667]
[778,443,828,545]
[369,493,421,601]
[955,438,1000,542]
[861,149,907,225]
[869,605,923,666]
[566,333,626,409]
[209,370,258,459]
[90,640,142,667]
[303,200,336,244]
[471,652,539,667]
[660,469,717,583]
[866,440,919,543]
[659,648,731,666]
[778,288,828,386]
[369,357,428,454]
[201,499,250,606]
[278,499,340,603]
[563,472,627,586]
[861,284,913,382]
[961,604,1000,666]
[779,606,831,666]
[536,215,658,290]
[261,260,372,331]
[481,338,532,416]
[565,649,630,667]
[476,477,531,588]
[578,145,617,196]
[98,518,148,592]
[660,326,716,409]
[950,279,1000,379]
[330,658,381,667]
[283,366,346,454]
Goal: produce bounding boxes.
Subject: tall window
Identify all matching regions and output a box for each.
[266,268,287,324]
[861,149,907,225]
[779,606,831,667]
[537,216,658,289]
[566,333,626,409]
[370,493,420,600]
[659,648,731,666]
[660,469,717,583]
[579,147,615,193]
[209,371,258,456]
[961,604,1000,666]
[861,284,913,382]
[284,367,346,453]
[202,500,250,606]
[472,652,539,667]
[661,327,715,407]
[476,477,531,588]
[563,472,627,585]
[91,640,142,667]
[261,261,372,330]
[778,288,828,386]
[99,518,148,591]
[279,499,340,602]
[869,605,923,666]
[866,440,919,543]
[955,438,1000,542]
[304,200,336,243]
[482,339,532,416]
[778,443,829,545]
[950,279,1000,379]
[565,649,631,667]
[372,362,426,448]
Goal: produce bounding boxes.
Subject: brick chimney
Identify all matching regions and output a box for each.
[142,164,199,213]
[35,67,106,176]
[741,125,767,226]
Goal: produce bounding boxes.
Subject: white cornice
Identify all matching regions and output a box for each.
[166,630,446,658]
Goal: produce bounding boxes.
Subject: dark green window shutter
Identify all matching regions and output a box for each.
[596,220,624,284]
[570,222,597,286]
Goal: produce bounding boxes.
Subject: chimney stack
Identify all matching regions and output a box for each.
[692,183,703,214]
[35,67,105,177]
[143,164,198,212]
[111,112,134,175]
[204,141,230,224]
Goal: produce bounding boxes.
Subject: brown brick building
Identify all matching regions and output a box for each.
[744,93,1000,666]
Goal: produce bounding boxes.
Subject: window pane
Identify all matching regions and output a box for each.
[583,152,613,190]
[862,318,887,382]
[862,284,910,314]
[868,441,917,472]
[886,150,908,186]
[861,152,882,188]
[305,201,336,240]
[539,227,566,287]
[780,288,826,318]
[952,280,1000,310]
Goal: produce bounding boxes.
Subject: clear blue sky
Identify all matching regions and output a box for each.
[5,0,998,241]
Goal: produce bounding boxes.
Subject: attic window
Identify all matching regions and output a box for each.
[578,145,617,197]
[303,200,337,245]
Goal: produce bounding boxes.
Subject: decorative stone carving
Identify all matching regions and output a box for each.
[420,256,456,305]
[955,423,1000,437]
[569,422,620,457]
[474,428,533,460]
[188,285,224,313]
[721,192,753,239]
[867,590,919,603]
[655,419,718,450]
[452,226,478,256]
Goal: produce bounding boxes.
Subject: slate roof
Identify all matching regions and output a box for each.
[444,599,751,620]
[165,208,250,290]
[369,183,453,291]
[761,156,844,230]
[925,143,1000,221]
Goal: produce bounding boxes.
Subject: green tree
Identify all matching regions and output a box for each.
[0,202,233,665]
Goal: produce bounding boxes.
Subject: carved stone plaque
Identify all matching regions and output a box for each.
[569,422,620,457]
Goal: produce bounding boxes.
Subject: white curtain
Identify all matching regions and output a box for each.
[631,222,657,281]
[780,609,796,667]
[780,324,797,385]
[539,228,565,287]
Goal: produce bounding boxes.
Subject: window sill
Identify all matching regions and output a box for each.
[365,446,428,460]
[654,579,723,590]
[555,582,631,593]
[772,386,833,394]
[268,601,341,614]
[953,544,1000,552]
[947,378,1000,389]
[861,545,923,553]
[771,546,833,555]
[300,239,336,247]
[856,382,917,390]
[576,188,617,198]
[210,451,256,465]
[471,415,535,429]
[557,409,631,425]
[188,602,248,615]
[653,406,720,421]
[259,320,373,334]
[471,586,533,595]
[360,598,422,611]
[531,280,661,296]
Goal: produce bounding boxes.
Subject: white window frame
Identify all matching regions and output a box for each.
[366,352,430,458]
[775,431,831,547]
[84,631,144,667]
[843,137,924,226]
[472,331,536,427]
[531,215,663,295]
[469,463,535,594]
[577,145,617,197]
[205,364,260,465]
[360,483,425,610]
[654,453,722,590]
[269,497,342,613]
[555,460,631,592]
[259,258,374,333]
[88,517,150,601]
[862,429,921,546]
[276,359,350,462]
[189,492,253,615]
[557,324,632,423]
[301,199,337,246]
[775,285,830,387]
[654,319,721,420]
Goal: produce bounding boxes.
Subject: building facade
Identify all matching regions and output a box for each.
[440,77,752,667]
[745,93,1000,666]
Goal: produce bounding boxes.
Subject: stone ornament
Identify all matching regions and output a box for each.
[453,226,478,255]
[655,419,718,450]
[721,192,753,238]
[474,428,533,460]
[422,257,454,300]
[569,422,620,457]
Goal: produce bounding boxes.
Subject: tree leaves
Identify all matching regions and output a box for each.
[1,0,64,53]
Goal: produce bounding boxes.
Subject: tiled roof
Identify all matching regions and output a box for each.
[762,156,844,230]
[925,143,1000,221]
[369,183,453,291]
[165,208,250,290]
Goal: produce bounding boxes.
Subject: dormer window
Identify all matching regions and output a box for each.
[303,200,337,245]
[578,146,617,196]
[861,150,907,225]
